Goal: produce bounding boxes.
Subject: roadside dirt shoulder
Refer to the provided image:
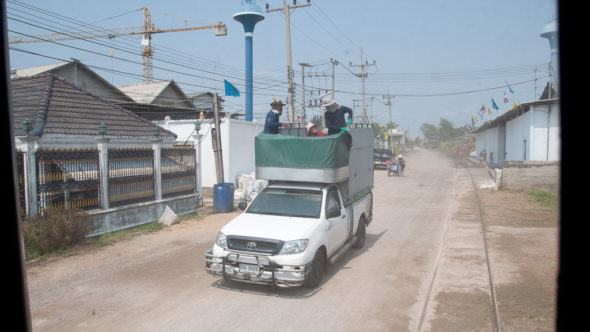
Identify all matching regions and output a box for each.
[479,189,559,331]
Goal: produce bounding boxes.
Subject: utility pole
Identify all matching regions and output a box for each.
[383,95,394,124]
[352,99,362,122]
[329,58,338,99]
[350,47,376,123]
[299,62,311,120]
[301,58,338,111]
[266,0,311,122]
[212,93,224,184]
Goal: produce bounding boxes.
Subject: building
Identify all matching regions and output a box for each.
[12,73,176,146]
[11,60,221,121]
[11,74,204,235]
[473,83,559,168]
[11,60,133,103]
[187,92,225,114]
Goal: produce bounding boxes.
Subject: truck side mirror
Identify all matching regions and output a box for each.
[238,202,248,211]
[327,207,341,219]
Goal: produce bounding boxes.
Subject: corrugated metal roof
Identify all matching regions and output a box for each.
[11,74,176,140]
[473,98,559,134]
[12,62,70,78]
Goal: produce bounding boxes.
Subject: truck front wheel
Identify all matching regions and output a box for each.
[304,249,325,288]
[352,217,366,249]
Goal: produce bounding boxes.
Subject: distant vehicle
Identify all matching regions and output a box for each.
[373,148,393,169]
[204,129,374,288]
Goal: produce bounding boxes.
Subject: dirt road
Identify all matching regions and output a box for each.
[25,148,558,331]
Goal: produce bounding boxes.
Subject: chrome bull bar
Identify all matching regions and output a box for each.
[204,249,307,287]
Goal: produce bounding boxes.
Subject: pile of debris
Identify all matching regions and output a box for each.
[234,172,268,202]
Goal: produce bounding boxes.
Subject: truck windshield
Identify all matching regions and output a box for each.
[246,188,323,218]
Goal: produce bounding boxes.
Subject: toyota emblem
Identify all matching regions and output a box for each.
[246,241,257,250]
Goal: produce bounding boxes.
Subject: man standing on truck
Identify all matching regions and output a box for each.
[264,98,290,134]
[322,98,353,135]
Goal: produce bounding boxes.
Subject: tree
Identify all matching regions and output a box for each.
[421,118,464,141]
[420,123,438,140]
[438,118,456,141]
[372,121,399,138]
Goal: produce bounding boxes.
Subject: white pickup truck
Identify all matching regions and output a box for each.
[204,128,374,288]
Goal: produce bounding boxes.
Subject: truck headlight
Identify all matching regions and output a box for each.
[216,232,228,249]
[279,239,309,255]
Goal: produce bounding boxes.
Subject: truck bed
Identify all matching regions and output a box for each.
[255,127,374,205]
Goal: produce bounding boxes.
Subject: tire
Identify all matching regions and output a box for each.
[352,218,366,249]
[304,249,325,288]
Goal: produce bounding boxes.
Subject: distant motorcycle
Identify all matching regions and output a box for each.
[388,162,399,177]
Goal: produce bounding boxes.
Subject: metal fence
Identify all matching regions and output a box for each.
[36,148,100,213]
[162,146,196,198]
[108,148,154,207]
[23,146,196,214]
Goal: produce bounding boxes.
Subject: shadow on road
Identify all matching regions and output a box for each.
[209,229,387,299]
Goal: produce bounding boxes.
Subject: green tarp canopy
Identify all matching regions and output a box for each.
[255,131,352,169]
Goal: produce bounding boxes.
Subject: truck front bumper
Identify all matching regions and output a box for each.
[204,249,308,287]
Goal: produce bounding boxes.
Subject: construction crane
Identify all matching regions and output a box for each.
[9,7,227,83]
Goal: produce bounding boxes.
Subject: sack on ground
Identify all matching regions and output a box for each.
[159,205,179,226]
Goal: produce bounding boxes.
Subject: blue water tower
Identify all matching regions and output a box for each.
[233,0,265,122]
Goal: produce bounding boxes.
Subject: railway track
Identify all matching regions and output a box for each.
[417,163,501,332]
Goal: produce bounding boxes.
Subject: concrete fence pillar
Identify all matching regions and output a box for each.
[22,137,38,216]
[96,137,110,210]
[152,139,162,201]
[193,133,203,206]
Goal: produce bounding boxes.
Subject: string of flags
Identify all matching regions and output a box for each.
[465,80,520,132]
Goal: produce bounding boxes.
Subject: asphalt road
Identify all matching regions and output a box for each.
[26,148,500,331]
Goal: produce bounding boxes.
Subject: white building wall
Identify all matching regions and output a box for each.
[505,112,530,161]
[475,126,503,165]
[531,104,560,161]
[504,103,560,162]
[158,118,264,188]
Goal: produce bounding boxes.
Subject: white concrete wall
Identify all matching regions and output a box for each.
[475,126,504,166]
[505,104,560,162]
[505,112,530,161]
[531,104,560,161]
[158,118,265,188]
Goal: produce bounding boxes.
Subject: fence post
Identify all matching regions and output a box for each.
[96,137,110,209]
[22,137,38,216]
[193,132,203,206]
[152,138,162,201]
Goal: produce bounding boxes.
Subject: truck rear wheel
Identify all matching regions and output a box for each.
[304,249,325,288]
[352,217,366,249]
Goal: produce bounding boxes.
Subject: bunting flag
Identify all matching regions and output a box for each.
[296,114,304,122]
[505,80,515,94]
[504,91,508,103]
[224,79,240,97]
[487,107,492,115]
[491,98,499,110]
[479,104,486,116]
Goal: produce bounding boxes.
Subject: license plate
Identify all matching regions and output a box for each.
[239,263,259,274]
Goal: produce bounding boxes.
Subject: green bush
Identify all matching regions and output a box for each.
[22,209,91,260]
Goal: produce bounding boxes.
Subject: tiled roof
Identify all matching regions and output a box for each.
[11,74,176,140]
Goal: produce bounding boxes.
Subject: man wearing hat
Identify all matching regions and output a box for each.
[264,98,289,134]
[322,98,353,135]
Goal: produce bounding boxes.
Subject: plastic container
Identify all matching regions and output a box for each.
[213,182,234,212]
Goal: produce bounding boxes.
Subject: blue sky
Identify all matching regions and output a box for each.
[6,0,557,138]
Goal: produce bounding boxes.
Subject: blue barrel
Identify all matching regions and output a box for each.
[213,182,234,212]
